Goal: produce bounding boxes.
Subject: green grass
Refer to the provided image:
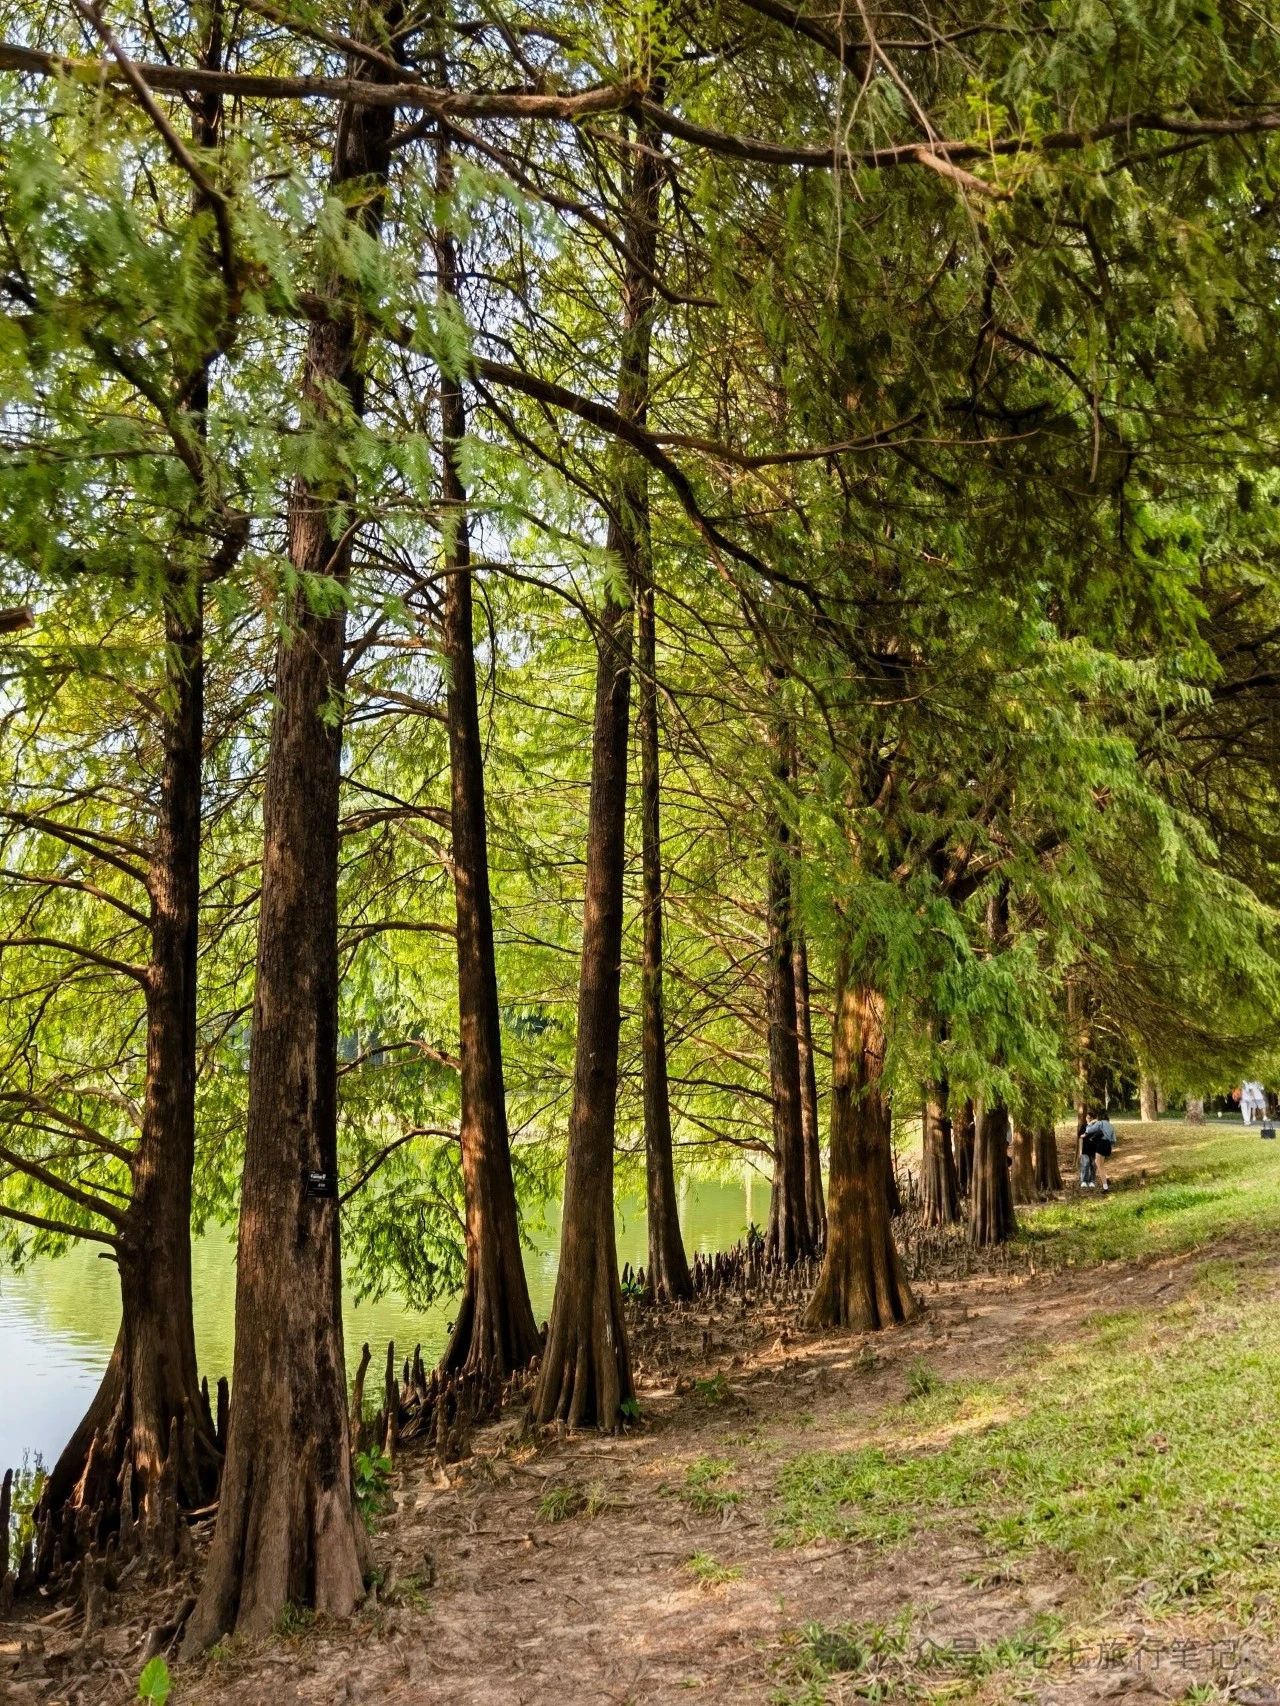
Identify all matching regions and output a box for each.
[771,1612,1065,1705]
[535,1480,614,1522]
[1016,1119,1280,1268]
[777,1277,1280,1623]
[684,1550,744,1588]
[672,1456,742,1516]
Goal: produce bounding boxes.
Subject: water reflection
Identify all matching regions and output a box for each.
[0,1171,759,1471]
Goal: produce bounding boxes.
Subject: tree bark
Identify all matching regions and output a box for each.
[1139,1074,1159,1122]
[41,590,218,1532]
[184,37,396,1652]
[1010,1123,1037,1203]
[804,967,916,1331]
[969,1101,1017,1244]
[793,929,827,1247]
[434,144,540,1381]
[969,886,1017,1246]
[637,549,692,1302]
[920,1082,960,1227]
[764,711,814,1265]
[953,1097,975,1194]
[1034,1121,1063,1192]
[532,120,661,1426]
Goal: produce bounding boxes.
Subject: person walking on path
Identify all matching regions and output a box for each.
[1241,1080,1266,1124]
[1078,1113,1115,1191]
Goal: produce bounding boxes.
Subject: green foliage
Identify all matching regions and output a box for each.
[2,0,1280,1477]
[904,1361,939,1404]
[353,1450,393,1524]
[136,1658,171,1704]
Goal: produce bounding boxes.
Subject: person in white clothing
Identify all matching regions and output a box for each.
[1240,1080,1267,1124]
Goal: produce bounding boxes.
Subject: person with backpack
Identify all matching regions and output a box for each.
[1078,1113,1115,1192]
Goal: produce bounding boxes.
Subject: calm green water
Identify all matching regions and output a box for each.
[0,1168,767,1473]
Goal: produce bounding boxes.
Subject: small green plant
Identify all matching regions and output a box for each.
[137,1656,171,1704]
[620,1274,645,1299]
[620,1395,642,1422]
[905,1359,939,1402]
[385,1570,431,1612]
[693,1371,730,1406]
[537,1482,587,1523]
[684,1551,743,1589]
[535,1480,613,1522]
[353,1448,393,1522]
[274,1602,314,1638]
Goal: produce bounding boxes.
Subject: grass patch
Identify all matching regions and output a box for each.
[535,1480,613,1523]
[772,1611,1071,1704]
[777,1284,1280,1622]
[1016,1120,1280,1268]
[673,1456,741,1516]
[684,1551,743,1589]
[905,1358,940,1402]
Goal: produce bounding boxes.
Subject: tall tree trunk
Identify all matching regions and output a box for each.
[793,929,826,1247]
[40,589,218,1532]
[953,1097,975,1194]
[1010,1123,1037,1203]
[637,552,692,1302]
[805,966,916,1330]
[532,121,661,1426]
[1139,1074,1159,1122]
[920,1081,960,1227]
[1034,1121,1063,1192]
[969,885,1017,1246]
[40,23,231,1541]
[764,709,814,1265]
[530,593,635,1426]
[184,38,396,1652]
[435,144,540,1380]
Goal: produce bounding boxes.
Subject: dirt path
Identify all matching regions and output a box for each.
[5,1134,1277,1705]
[180,1246,1270,1704]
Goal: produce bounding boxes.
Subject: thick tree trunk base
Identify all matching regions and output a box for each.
[532,1228,634,1429]
[1010,1126,1037,1204]
[805,1199,918,1331]
[805,976,917,1334]
[441,1232,541,1381]
[920,1095,960,1227]
[1034,1123,1064,1193]
[969,1102,1017,1246]
[35,1283,219,1586]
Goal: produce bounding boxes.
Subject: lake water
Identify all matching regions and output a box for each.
[0,1168,768,1474]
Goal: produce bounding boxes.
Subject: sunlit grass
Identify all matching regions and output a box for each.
[778,1277,1280,1624]
[1016,1119,1280,1267]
